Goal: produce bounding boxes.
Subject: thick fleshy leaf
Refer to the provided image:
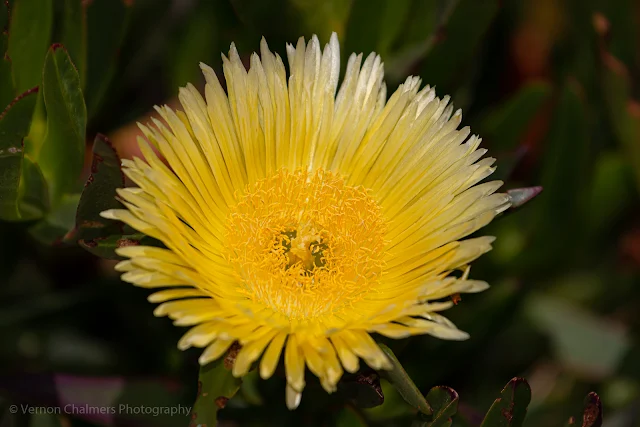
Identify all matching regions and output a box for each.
[0,88,38,220]
[378,344,432,416]
[337,373,384,409]
[520,81,591,269]
[419,0,499,92]
[526,294,630,380]
[0,2,14,109]
[68,134,124,242]
[18,155,50,220]
[168,0,220,90]
[289,0,352,41]
[78,233,146,260]
[385,0,460,82]
[480,378,531,427]
[479,82,552,151]
[423,386,458,427]
[336,406,368,427]
[601,53,640,192]
[586,152,634,236]
[38,44,87,204]
[28,193,79,245]
[191,344,243,427]
[61,0,87,89]
[85,0,131,117]
[0,1,6,29]
[7,0,52,93]
[344,0,412,60]
[231,0,350,43]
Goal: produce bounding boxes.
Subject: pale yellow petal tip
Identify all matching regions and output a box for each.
[432,326,470,341]
[453,330,470,340]
[465,280,490,293]
[153,302,172,317]
[99,209,120,220]
[147,293,166,303]
[259,364,272,380]
[113,247,129,257]
[177,338,191,351]
[286,384,302,410]
[198,349,220,366]
[198,353,213,366]
[114,260,133,272]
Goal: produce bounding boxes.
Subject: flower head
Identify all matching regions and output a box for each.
[102,33,510,409]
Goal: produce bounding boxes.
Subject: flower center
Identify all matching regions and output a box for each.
[225,169,387,321]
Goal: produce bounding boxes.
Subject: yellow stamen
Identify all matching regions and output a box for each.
[225,168,387,321]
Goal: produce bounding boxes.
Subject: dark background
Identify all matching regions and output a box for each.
[1,0,639,426]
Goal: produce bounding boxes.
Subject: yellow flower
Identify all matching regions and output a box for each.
[101,33,510,409]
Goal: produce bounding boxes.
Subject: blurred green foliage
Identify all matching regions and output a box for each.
[1,0,640,426]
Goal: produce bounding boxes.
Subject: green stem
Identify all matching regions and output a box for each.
[378,343,433,416]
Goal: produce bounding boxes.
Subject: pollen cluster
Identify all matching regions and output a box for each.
[225,169,387,321]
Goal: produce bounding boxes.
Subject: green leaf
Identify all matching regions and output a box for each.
[18,155,49,220]
[586,152,634,236]
[28,193,79,244]
[62,0,87,89]
[38,44,87,204]
[0,2,15,109]
[424,386,458,427]
[191,344,243,427]
[78,233,147,260]
[67,134,123,242]
[0,1,7,36]
[239,370,263,406]
[7,0,52,93]
[519,81,591,270]
[526,294,630,380]
[168,0,220,90]
[337,372,384,409]
[419,0,499,92]
[336,405,368,427]
[22,90,46,158]
[480,378,531,427]
[378,343,432,416]
[85,0,131,117]
[344,0,411,59]
[479,82,552,151]
[385,0,459,82]
[363,379,415,420]
[0,87,37,220]
[601,54,640,193]
[231,0,349,43]
[289,0,353,41]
